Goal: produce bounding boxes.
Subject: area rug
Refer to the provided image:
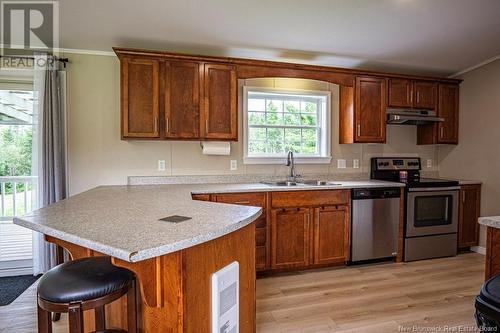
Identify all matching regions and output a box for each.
[0,274,41,306]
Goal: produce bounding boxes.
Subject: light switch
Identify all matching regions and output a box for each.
[426,159,433,168]
[337,159,347,169]
[158,160,166,171]
[353,159,360,169]
[230,160,237,171]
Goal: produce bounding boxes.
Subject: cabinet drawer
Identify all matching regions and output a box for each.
[271,190,349,208]
[213,192,267,208]
[256,228,267,246]
[256,246,267,271]
[255,216,267,229]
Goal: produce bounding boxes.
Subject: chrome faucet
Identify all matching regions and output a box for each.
[286,150,300,182]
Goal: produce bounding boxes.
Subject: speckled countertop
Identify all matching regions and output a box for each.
[14,180,404,262]
[479,216,500,229]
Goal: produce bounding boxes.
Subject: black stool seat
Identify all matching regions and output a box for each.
[476,275,500,330]
[38,256,135,303]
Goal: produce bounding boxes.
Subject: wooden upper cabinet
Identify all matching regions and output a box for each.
[313,206,349,265]
[458,184,481,249]
[413,81,437,109]
[388,79,412,108]
[437,83,459,144]
[417,83,459,145]
[354,76,386,143]
[121,57,160,138]
[164,61,201,139]
[388,79,437,109]
[271,208,310,269]
[201,63,237,140]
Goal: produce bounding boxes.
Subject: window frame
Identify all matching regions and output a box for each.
[243,86,332,165]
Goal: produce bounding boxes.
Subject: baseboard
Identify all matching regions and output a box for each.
[471,246,486,255]
[0,266,34,277]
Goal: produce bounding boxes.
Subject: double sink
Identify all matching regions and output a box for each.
[261,180,342,187]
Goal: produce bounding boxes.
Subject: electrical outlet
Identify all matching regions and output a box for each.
[230,160,237,171]
[353,159,360,169]
[426,159,433,168]
[158,160,166,171]
[337,159,347,169]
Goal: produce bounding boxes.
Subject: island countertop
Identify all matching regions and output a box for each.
[479,216,500,229]
[13,180,403,263]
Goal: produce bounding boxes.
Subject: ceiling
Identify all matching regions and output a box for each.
[59,0,500,77]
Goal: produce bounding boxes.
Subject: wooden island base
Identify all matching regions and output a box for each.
[45,223,256,333]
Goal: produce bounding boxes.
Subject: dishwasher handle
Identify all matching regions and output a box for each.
[352,187,401,200]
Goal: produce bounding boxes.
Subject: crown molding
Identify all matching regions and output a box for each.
[450,54,500,78]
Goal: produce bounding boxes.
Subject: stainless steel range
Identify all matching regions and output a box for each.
[371,157,460,261]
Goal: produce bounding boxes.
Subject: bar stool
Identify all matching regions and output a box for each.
[37,256,137,333]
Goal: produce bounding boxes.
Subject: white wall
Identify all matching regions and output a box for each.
[439,58,500,247]
[63,52,439,195]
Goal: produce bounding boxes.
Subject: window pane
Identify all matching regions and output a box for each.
[302,101,317,113]
[283,113,300,125]
[248,141,266,154]
[248,128,266,141]
[267,128,284,153]
[302,129,317,154]
[284,128,301,153]
[267,100,282,113]
[284,100,300,113]
[301,114,317,126]
[266,112,283,125]
[248,112,265,125]
[248,98,265,111]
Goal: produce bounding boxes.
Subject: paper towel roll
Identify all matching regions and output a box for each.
[201,141,231,155]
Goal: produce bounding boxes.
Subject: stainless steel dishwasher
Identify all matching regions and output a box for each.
[351,187,401,263]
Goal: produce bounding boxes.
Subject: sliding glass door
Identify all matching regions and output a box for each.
[0,83,35,277]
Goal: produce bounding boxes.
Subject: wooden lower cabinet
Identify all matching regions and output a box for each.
[458,184,481,248]
[194,190,351,273]
[271,208,311,269]
[313,206,350,265]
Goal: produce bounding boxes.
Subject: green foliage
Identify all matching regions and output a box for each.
[0,125,33,194]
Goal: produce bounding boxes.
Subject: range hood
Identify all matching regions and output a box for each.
[386,108,444,125]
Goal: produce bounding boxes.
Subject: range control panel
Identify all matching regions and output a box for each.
[373,157,421,171]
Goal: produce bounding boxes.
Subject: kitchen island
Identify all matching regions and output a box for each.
[479,216,500,280]
[14,185,262,332]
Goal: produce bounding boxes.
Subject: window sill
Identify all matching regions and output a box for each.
[243,156,332,165]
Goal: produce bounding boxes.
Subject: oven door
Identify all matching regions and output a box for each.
[406,187,459,237]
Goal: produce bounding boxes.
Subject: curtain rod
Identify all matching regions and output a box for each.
[0,55,69,68]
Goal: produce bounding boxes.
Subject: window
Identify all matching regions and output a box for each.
[243,87,331,164]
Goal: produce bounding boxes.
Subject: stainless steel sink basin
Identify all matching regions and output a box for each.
[261,181,301,186]
[261,180,342,187]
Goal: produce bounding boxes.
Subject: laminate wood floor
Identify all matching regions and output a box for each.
[0,253,484,333]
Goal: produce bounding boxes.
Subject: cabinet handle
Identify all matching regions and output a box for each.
[165,117,169,133]
[233,201,250,205]
[205,118,209,134]
[357,124,361,137]
[440,127,444,138]
[417,91,420,104]
[462,191,466,203]
[410,92,413,104]
[154,117,159,133]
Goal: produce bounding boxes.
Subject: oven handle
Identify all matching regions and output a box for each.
[408,186,460,192]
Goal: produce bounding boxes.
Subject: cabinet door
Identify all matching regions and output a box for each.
[201,63,237,140]
[121,58,160,138]
[271,208,310,269]
[164,61,200,139]
[458,185,481,248]
[413,81,437,109]
[388,79,412,108]
[437,84,459,144]
[355,76,386,143]
[313,206,349,265]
